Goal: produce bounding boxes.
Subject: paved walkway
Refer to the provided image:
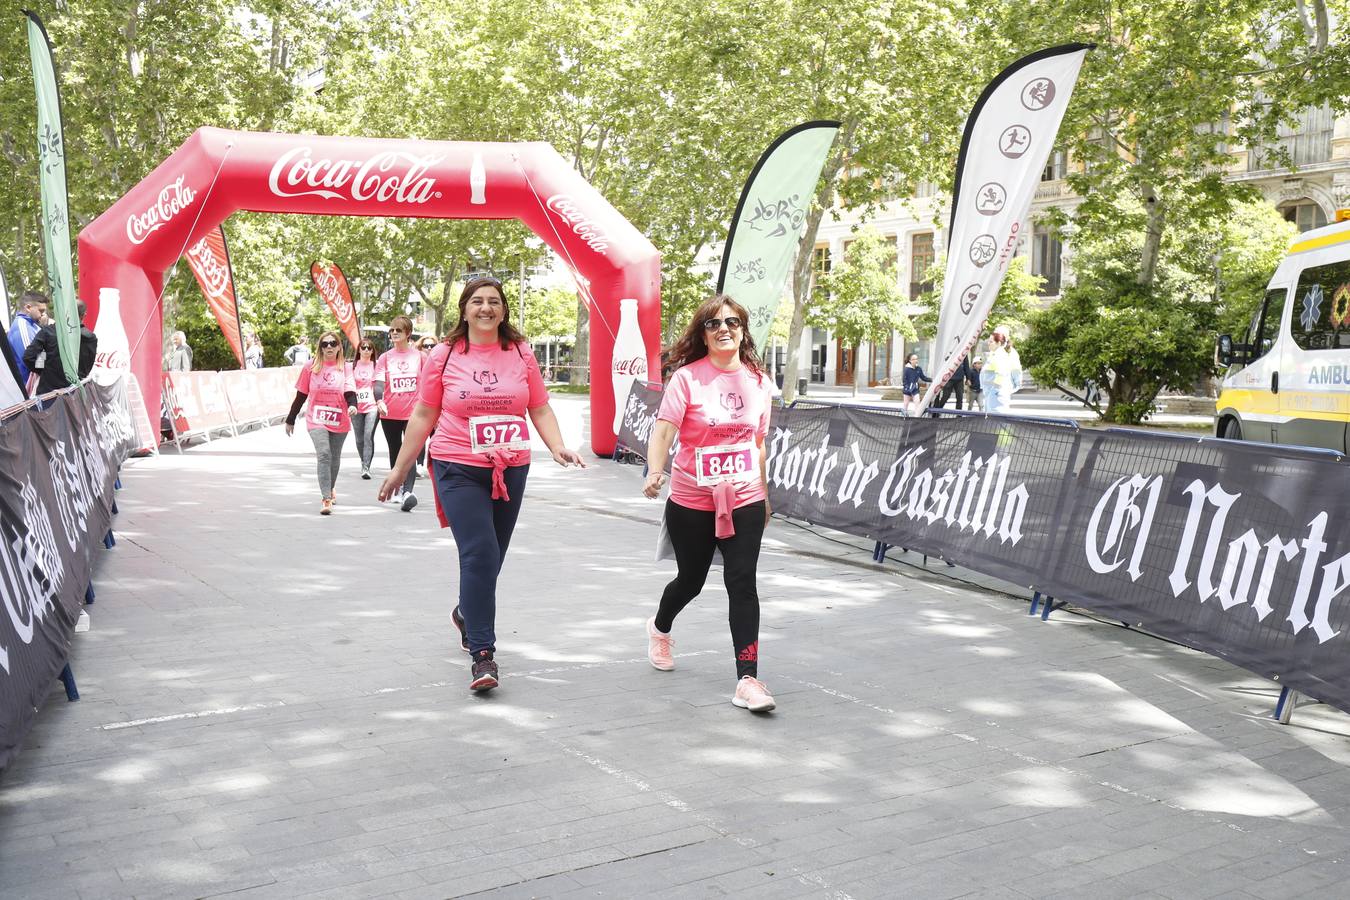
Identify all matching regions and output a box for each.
[2,395,1347,899]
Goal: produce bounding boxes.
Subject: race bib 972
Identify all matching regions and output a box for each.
[469,415,530,453]
[694,442,755,487]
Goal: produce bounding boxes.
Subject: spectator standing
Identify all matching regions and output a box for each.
[981,326,1023,414]
[968,357,985,411]
[165,331,193,372]
[936,355,972,410]
[244,332,265,369]
[23,300,97,396]
[900,353,930,416]
[7,291,48,384]
[284,336,313,366]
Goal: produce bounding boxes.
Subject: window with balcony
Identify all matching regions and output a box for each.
[1279,199,1329,232]
[1041,149,1067,182]
[1031,224,1062,296]
[909,232,934,300]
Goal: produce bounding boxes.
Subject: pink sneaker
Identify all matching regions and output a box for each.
[646,617,674,671]
[732,675,775,712]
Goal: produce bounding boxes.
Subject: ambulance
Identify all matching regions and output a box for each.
[1216,217,1350,453]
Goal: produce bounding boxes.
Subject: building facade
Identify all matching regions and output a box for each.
[773,106,1350,391]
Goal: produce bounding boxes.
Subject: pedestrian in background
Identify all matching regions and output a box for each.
[244,332,265,369]
[981,326,1022,414]
[374,315,423,511]
[166,331,193,372]
[8,291,48,384]
[351,337,380,480]
[285,331,357,515]
[23,300,97,396]
[968,357,985,411]
[901,353,930,416]
[284,335,312,366]
[936,354,972,410]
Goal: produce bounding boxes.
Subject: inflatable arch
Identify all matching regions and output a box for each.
[77,127,661,456]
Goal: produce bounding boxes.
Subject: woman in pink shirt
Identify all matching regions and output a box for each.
[642,294,777,713]
[351,337,380,480]
[374,315,424,511]
[284,331,358,515]
[378,276,585,692]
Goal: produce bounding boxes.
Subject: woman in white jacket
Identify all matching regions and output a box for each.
[980,325,1022,414]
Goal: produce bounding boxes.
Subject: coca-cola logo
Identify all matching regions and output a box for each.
[312,267,354,321]
[613,356,648,376]
[187,239,231,300]
[91,349,129,386]
[269,147,444,205]
[126,176,197,245]
[546,195,611,253]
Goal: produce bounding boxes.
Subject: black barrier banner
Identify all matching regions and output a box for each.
[0,380,135,770]
[614,380,679,471]
[766,404,1350,715]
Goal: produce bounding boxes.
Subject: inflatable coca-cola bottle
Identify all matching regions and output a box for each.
[610,297,648,435]
[91,287,130,386]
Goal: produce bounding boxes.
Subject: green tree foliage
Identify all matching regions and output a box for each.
[913,254,1042,340]
[1022,200,1294,423]
[812,228,915,393]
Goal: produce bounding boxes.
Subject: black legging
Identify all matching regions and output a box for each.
[379,417,417,494]
[655,498,766,679]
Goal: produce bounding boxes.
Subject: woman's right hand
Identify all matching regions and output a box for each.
[377,400,388,417]
[285,423,294,437]
[377,468,405,502]
[643,470,667,499]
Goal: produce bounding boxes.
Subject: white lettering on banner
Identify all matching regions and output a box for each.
[1083,475,1350,644]
[313,267,354,320]
[1086,474,1162,580]
[0,480,62,674]
[48,440,91,552]
[545,195,612,253]
[126,176,197,245]
[837,442,880,509]
[186,238,231,300]
[268,147,443,205]
[877,447,1027,545]
[767,429,837,499]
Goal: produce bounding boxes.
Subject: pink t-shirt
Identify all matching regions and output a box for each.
[352,360,377,413]
[657,358,773,512]
[418,340,549,467]
[296,361,356,433]
[374,347,424,420]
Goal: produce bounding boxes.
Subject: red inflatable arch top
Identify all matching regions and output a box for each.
[77,127,661,456]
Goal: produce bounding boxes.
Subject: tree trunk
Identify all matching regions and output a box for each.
[1136,175,1166,290]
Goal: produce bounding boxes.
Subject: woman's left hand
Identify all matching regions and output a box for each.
[551,447,588,468]
[347,405,358,417]
[764,500,772,526]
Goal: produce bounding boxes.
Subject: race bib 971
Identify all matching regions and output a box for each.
[469,415,530,453]
[694,442,755,487]
[389,375,417,394]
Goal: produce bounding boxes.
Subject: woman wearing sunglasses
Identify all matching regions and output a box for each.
[378,276,585,692]
[284,331,358,515]
[351,338,380,479]
[373,315,423,511]
[642,294,777,713]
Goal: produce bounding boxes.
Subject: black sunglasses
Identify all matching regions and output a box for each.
[703,316,743,331]
[319,340,339,348]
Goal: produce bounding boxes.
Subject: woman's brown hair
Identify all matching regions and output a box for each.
[664,294,764,377]
[443,276,528,352]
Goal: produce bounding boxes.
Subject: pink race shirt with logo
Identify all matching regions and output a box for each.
[374,347,423,420]
[419,341,549,467]
[352,359,377,413]
[657,358,773,512]
[296,361,356,433]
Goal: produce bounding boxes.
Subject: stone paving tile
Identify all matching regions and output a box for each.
[5,408,1350,898]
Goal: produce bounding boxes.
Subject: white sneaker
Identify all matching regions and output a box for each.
[401,492,418,512]
[732,675,775,712]
[75,610,91,633]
